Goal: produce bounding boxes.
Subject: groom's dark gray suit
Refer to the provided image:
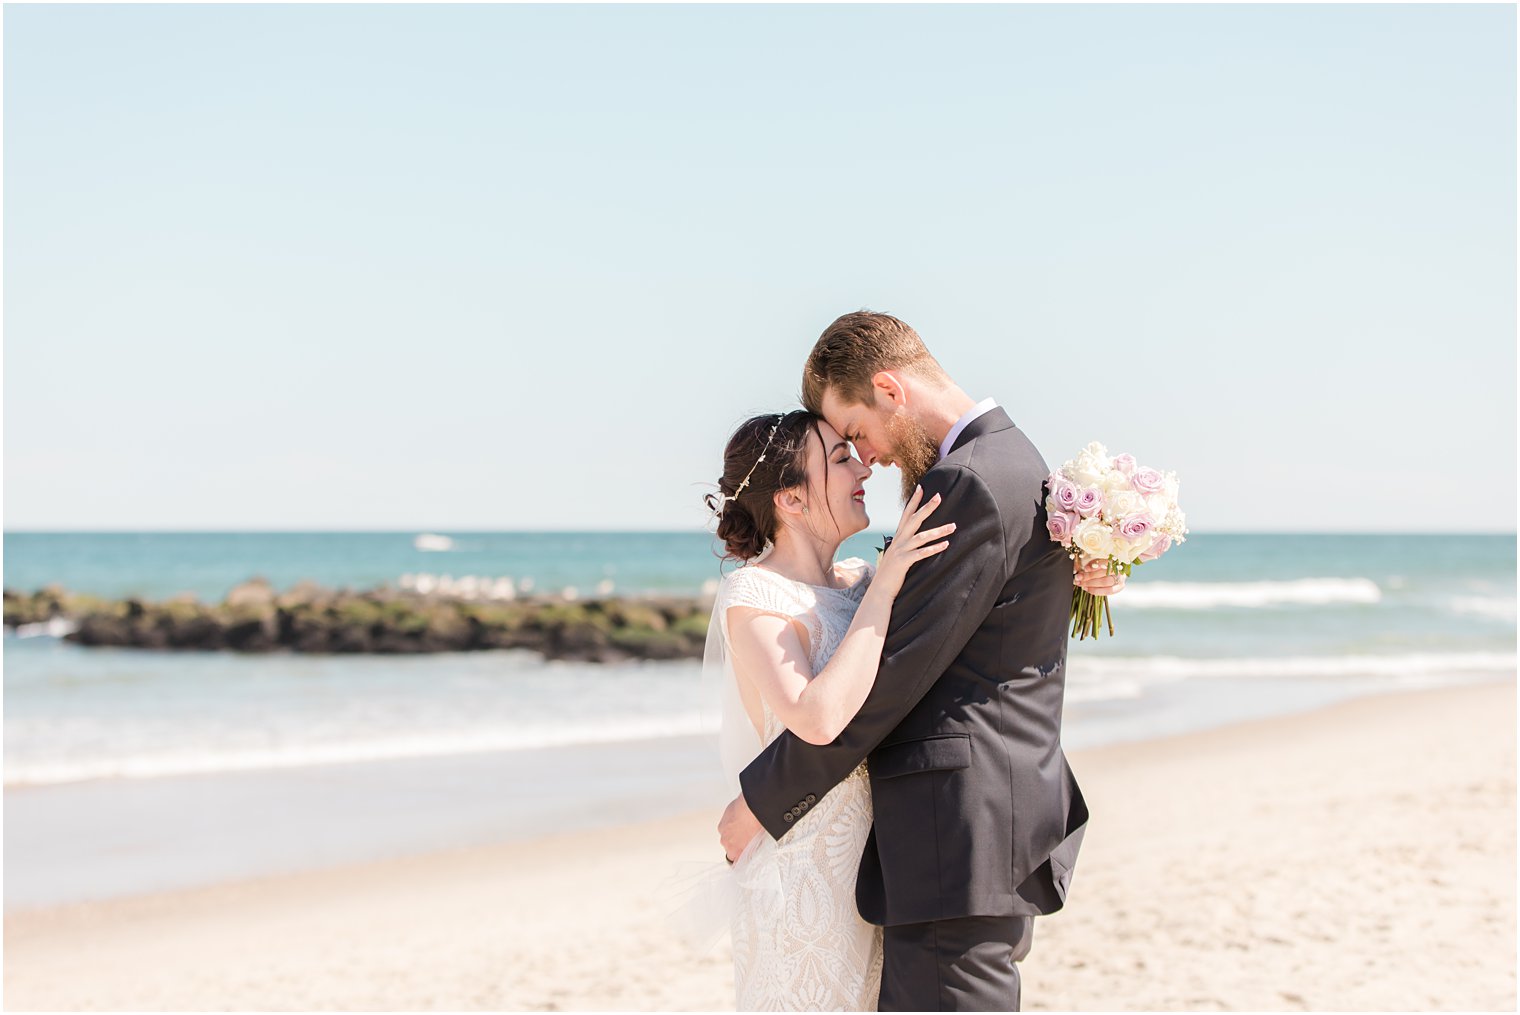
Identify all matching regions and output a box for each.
[737,405,1088,1011]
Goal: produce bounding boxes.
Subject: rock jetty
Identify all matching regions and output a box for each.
[2,578,714,663]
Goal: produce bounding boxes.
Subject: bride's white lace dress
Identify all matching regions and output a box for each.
[714,556,883,1012]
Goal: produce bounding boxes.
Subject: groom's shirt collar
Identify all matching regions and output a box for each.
[939,397,999,461]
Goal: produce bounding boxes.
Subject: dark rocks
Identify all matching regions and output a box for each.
[2,581,714,663]
[72,612,135,648]
[226,577,276,609]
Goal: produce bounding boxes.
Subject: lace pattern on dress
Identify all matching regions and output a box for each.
[717,556,883,1011]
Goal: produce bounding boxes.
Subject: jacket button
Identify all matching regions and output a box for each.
[783,813,794,823]
[804,794,817,804]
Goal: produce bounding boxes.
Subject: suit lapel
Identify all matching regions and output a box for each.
[947,405,1015,456]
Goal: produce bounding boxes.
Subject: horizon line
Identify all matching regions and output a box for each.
[4,528,1516,538]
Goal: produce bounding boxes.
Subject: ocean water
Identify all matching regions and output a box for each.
[3,530,1514,909]
[3,530,1514,788]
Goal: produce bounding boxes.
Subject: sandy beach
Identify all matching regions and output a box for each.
[5,680,1514,1012]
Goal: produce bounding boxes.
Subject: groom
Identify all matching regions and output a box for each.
[718,311,1123,1011]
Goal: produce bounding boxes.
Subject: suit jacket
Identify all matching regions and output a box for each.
[737,405,1088,926]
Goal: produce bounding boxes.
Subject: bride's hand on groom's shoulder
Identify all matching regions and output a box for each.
[1074,558,1127,596]
[873,485,956,600]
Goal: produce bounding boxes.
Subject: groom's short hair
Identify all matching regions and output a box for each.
[802,311,949,414]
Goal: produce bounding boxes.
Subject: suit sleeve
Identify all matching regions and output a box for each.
[739,464,1008,840]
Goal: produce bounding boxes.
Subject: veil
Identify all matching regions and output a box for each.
[704,543,770,798]
[663,542,780,954]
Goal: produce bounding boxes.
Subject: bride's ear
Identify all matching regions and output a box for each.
[773,486,808,519]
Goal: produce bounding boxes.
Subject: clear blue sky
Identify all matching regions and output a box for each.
[5,4,1514,532]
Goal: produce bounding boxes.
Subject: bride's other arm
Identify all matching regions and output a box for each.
[726,487,954,746]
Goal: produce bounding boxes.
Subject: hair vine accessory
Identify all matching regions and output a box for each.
[711,413,786,520]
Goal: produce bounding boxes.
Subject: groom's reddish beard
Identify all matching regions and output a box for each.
[885,411,941,503]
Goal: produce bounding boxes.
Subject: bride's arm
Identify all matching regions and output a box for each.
[726,583,895,746]
[725,487,954,746]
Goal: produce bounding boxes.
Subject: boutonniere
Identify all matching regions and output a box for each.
[875,535,893,568]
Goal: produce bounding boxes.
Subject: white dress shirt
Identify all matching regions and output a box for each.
[939,397,999,461]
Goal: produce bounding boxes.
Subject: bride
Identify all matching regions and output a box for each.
[700,408,958,1010]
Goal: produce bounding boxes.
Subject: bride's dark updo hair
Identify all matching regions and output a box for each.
[705,409,833,563]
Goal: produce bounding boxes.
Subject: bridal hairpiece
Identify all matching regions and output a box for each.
[711,413,785,520]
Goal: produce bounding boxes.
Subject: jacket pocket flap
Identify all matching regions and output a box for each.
[872,734,971,780]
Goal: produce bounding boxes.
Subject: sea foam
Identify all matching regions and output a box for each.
[1446,596,1518,622]
[1064,651,1516,705]
[4,713,718,788]
[1121,578,1383,609]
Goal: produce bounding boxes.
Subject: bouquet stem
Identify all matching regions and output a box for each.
[1070,557,1128,640]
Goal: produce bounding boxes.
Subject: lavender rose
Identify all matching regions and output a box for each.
[1132,466,1165,495]
[1139,532,1173,562]
[1074,487,1103,518]
[1050,474,1080,512]
[1118,513,1155,543]
[1046,509,1080,544]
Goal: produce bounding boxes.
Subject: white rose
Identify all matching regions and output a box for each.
[1145,492,1173,520]
[1111,536,1146,564]
[1071,453,1109,488]
[1101,471,1134,499]
[1074,517,1115,560]
[1106,490,1144,521]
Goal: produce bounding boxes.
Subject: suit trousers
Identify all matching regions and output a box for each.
[878,914,1033,1012]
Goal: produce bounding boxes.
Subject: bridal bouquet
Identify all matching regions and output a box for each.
[1046,442,1187,639]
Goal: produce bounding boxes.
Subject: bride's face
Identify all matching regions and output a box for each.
[794,419,874,542]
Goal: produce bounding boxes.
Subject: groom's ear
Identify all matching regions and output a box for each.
[870,370,908,408]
